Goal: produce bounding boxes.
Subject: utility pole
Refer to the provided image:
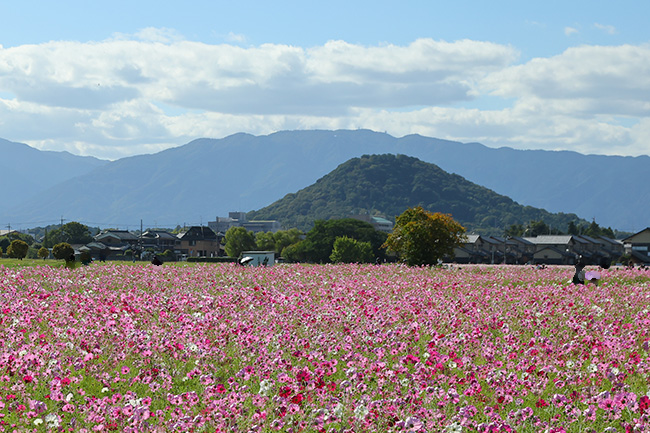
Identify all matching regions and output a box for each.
[140,219,143,257]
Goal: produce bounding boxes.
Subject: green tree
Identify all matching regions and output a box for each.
[505,224,525,237]
[330,236,373,264]
[282,240,312,263]
[7,240,29,259]
[224,227,256,258]
[273,228,303,255]
[383,206,466,266]
[0,237,8,254]
[284,219,387,263]
[38,247,49,260]
[528,220,551,236]
[567,221,579,235]
[52,242,74,261]
[9,232,34,246]
[255,231,276,251]
[44,222,93,248]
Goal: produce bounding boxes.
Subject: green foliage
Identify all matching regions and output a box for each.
[284,218,386,263]
[7,232,34,246]
[1,234,34,252]
[80,250,92,265]
[7,240,29,260]
[224,227,256,258]
[255,231,276,251]
[247,154,588,235]
[38,247,49,260]
[52,242,74,261]
[187,257,238,263]
[567,220,616,238]
[253,229,305,255]
[281,241,309,263]
[273,228,303,255]
[383,206,467,266]
[505,219,558,237]
[506,219,618,239]
[329,236,373,263]
[43,221,93,248]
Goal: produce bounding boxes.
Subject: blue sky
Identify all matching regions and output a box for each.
[1,0,649,159]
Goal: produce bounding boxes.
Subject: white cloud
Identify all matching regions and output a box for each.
[594,23,617,35]
[481,44,650,117]
[225,32,247,44]
[0,32,648,159]
[564,26,579,36]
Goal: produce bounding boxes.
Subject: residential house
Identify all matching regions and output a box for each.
[489,236,535,264]
[524,235,581,265]
[531,246,575,265]
[141,230,178,253]
[92,230,140,260]
[452,235,490,263]
[622,228,650,264]
[574,235,618,265]
[176,226,222,258]
[596,236,624,260]
[507,236,537,264]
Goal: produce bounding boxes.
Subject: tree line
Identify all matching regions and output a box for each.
[503,219,620,238]
[225,206,466,266]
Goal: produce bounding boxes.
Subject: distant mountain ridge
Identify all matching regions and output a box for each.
[1,138,108,223]
[248,154,585,233]
[1,130,647,232]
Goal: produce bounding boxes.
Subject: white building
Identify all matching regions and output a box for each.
[208,212,281,234]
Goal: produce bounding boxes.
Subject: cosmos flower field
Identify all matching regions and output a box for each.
[1,263,649,432]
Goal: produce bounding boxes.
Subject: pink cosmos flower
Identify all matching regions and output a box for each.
[640,395,650,413]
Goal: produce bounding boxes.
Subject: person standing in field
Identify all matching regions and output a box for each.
[572,258,586,285]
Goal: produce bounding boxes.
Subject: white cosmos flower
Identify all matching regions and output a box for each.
[354,404,369,419]
[333,403,344,418]
[444,421,463,432]
[259,379,272,396]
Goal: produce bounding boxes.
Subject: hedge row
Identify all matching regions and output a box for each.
[186,257,238,263]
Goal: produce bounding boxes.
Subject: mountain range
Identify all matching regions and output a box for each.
[3,130,648,232]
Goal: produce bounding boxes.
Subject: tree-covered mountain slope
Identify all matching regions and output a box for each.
[248,154,585,233]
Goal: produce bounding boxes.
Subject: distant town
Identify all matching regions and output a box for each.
[1,211,649,266]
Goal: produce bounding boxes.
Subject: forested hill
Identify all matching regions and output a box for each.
[248,154,586,233]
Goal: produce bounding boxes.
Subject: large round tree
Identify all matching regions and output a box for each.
[224,227,256,258]
[383,206,466,266]
[52,242,74,261]
[7,240,29,260]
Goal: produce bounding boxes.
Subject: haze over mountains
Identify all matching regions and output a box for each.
[3,130,648,232]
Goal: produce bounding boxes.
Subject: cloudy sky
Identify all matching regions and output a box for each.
[1,0,649,160]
